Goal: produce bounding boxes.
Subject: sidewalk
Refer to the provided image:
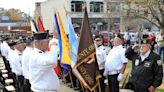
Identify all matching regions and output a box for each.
[158,83,164,90]
[58,80,75,92]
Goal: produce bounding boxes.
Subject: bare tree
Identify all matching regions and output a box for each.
[123,0,164,31]
[0,8,30,21]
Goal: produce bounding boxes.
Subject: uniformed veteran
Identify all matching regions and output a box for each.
[11,38,25,92]
[22,36,34,92]
[104,36,128,92]
[29,32,60,92]
[125,38,163,92]
[95,35,107,92]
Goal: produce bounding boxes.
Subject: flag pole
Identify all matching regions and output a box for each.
[58,60,65,83]
[68,72,74,89]
[79,81,85,92]
[98,81,102,92]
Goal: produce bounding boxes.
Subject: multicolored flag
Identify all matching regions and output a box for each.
[56,12,72,66]
[54,13,71,77]
[67,15,87,87]
[30,19,38,33]
[67,16,78,68]
[73,8,101,91]
[37,16,45,32]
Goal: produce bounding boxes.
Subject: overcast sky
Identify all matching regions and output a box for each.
[0,0,47,16]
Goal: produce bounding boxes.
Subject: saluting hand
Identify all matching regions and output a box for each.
[132,44,140,50]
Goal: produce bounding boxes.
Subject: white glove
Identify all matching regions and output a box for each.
[103,70,108,77]
[117,73,123,82]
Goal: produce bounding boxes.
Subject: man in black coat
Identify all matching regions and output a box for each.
[125,38,163,92]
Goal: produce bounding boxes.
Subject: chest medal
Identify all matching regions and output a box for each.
[144,62,151,67]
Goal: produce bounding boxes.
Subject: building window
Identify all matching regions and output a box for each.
[90,2,104,12]
[107,2,120,12]
[71,1,83,12]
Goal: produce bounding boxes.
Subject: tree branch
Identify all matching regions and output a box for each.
[157,0,164,17]
[136,15,160,28]
[147,5,162,26]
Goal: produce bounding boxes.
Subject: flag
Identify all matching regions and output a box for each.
[37,16,45,32]
[67,13,86,87]
[73,8,101,91]
[54,14,63,76]
[54,13,71,77]
[54,60,61,75]
[67,16,78,68]
[56,12,72,66]
[30,19,38,33]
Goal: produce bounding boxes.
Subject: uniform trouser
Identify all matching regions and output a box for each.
[134,87,149,92]
[5,60,11,73]
[99,69,106,92]
[12,73,17,88]
[24,78,31,92]
[65,75,71,83]
[2,56,11,73]
[16,75,24,92]
[2,56,6,62]
[107,74,119,92]
[0,72,5,85]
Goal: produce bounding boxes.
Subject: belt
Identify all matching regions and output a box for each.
[32,87,57,92]
[108,70,120,75]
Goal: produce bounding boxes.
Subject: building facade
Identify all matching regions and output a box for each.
[35,0,126,33]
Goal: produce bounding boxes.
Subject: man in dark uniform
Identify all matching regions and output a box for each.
[125,38,163,92]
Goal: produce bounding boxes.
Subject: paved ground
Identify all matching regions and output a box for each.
[0,55,164,92]
[58,82,134,92]
[58,81,75,92]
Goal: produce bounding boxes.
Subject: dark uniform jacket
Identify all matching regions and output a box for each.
[125,46,163,89]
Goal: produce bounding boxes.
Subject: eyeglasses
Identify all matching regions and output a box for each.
[95,40,101,41]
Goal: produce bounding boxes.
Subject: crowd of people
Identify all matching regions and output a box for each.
[95,32,163,92]
[0,28,163,92]
[0,32,59,92]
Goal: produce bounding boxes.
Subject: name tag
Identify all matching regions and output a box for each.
[135,59,139,66]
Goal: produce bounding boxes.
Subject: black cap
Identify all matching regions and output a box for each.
[74,26,80,29]
[48,34,53,38]
[33,32,48,40]
[141,39,150,44]
[25,36,34,44]
[15,37,24,45]
[8,41,16,47]
[95,35,103,41]
[143,34,149,39]
[117,34,124,41]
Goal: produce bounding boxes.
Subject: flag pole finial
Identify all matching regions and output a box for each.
[82,1,87,12]
[64,6,68,16]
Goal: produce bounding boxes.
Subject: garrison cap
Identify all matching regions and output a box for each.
[141,39,151,44]
[15,37,25,45]
[25,36,34,44]
[8,41,16,47]
[33,32,48,40]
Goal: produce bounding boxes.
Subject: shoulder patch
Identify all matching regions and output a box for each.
[157,60,162,66]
